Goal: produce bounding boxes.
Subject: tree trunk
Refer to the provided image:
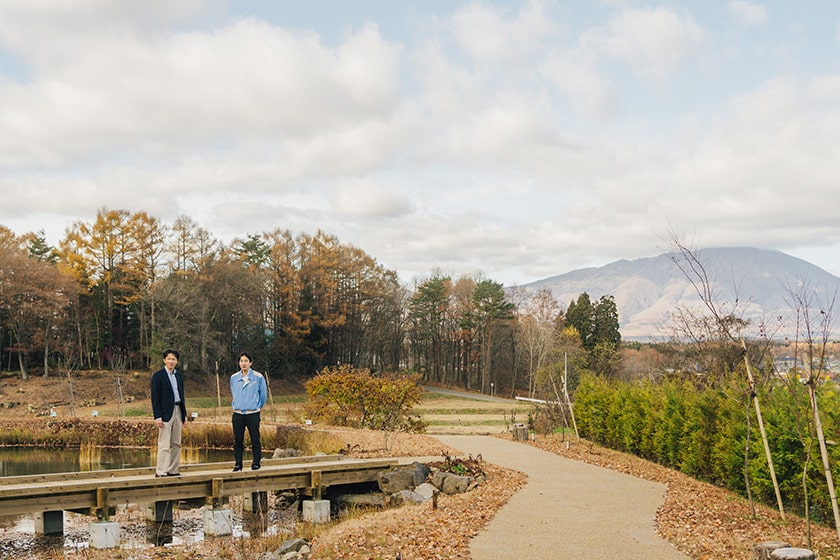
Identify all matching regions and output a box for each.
[17,350,28,380]
[43,321,50,378]
[809,384,840,539]
[743,346,785,519]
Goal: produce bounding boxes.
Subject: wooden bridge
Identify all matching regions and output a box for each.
[0,453,397,542]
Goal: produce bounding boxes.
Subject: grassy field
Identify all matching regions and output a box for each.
[414,392,530,435]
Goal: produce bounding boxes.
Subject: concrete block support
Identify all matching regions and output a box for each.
[203,507,233,536]
[302,499,330,523]
[88,521,120,549]
[35,510,64,535]
[771,548,815,560]
[146,501,173,522]
[243,491,268,513]
[753,542,790,560]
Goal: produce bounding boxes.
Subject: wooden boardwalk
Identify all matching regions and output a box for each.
[0,454,396,519]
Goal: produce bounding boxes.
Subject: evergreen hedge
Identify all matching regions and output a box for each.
[573,373,840,525]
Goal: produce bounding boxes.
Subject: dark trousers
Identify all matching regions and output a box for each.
[232,411,261,467]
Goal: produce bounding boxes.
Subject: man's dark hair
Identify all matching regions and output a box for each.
[238,351,253,362]
[163,349,180,360]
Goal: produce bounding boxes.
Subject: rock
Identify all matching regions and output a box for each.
[272,448,301,458]
[391,489,428,505]
[414,482,438,501]
[431,471,473,494]
[377,462,430,493]
[378,469,416,493]
[336,493,388,508]
[276,537,309,555]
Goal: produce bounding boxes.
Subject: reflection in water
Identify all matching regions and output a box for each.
[0,446,231,476]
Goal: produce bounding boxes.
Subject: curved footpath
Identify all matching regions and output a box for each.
[434,435,690,560]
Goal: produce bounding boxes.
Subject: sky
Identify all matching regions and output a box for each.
[1,1,839,287]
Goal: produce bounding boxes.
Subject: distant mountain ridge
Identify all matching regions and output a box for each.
[517,247,840,340]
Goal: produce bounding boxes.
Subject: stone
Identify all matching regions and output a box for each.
[770,548,815,560]
[391,489,427,505]
[431,471,473,494]
[336,493,387,508]
[272,448,301,459]
[377,462,430,493]
[753,541,790,560]
[414,482,438,501]
[276,537,309,555]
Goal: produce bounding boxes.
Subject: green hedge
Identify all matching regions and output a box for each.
[573,373,840,525]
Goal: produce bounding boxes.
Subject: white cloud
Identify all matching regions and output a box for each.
[586,6,707,81]
[3,2,840,285]
[540,51,617,118]
[727,1,768,26]
[448,0,556,66]
[0,19,404,169]
[332,181,414,219]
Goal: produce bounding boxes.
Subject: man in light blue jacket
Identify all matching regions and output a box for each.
[230,351,267,471]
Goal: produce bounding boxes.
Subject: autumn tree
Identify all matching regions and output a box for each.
[264,229,309,375]
[0,246,77,378]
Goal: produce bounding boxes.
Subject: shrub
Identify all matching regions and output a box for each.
[303,365,426,433]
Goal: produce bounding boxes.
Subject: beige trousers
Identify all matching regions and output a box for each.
[156,406,183,476]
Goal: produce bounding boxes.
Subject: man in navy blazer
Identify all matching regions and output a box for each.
[150,349,188,477]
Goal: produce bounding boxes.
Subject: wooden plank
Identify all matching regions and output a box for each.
[0,454,345,486]
[0,457,396,517]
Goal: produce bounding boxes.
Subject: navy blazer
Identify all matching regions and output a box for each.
[150,367,187,423]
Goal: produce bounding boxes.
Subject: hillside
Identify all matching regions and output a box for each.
[517,247,840,339]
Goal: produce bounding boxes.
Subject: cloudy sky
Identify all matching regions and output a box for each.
[1,1,839,286]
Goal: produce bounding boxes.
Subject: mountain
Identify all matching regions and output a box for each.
[516,247,840,340]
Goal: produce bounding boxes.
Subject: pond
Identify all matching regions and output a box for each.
[0,445,231,476]
[0,446,291,557]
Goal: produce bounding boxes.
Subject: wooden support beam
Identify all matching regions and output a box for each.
[95,487,109,521]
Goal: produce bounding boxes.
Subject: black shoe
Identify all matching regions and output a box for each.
[232,465,242,472]
[168,472,181,476]
[155,473,168,478]
[251,464,261,470]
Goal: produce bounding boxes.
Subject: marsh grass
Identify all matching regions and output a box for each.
[0,418,349,458]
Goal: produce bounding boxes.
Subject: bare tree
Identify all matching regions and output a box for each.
[669,235,785,520]
[785,279,840,541]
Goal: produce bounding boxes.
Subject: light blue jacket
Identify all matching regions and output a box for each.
[230,369,267,412]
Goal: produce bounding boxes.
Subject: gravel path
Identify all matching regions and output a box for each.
[435,435,690,560]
